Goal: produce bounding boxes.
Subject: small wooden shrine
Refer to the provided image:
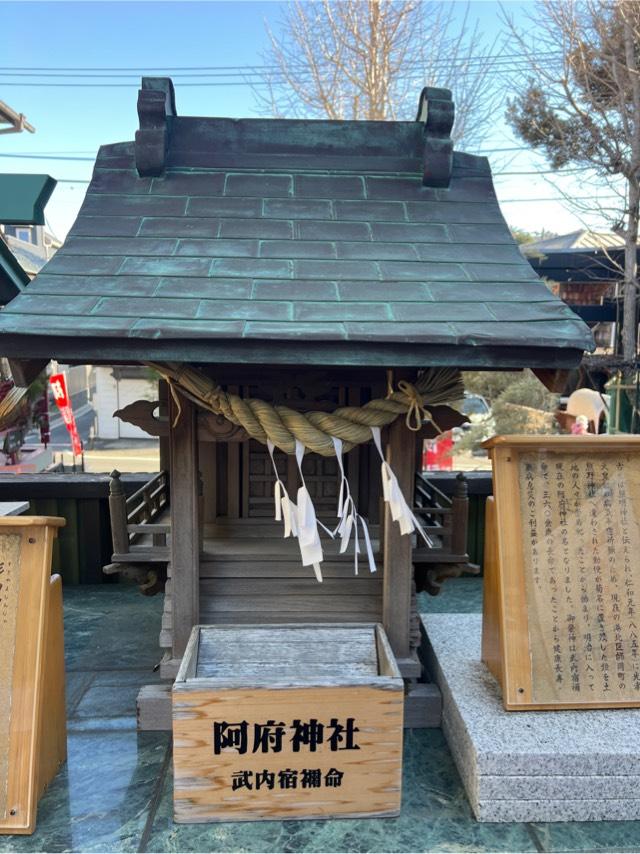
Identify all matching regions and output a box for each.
[0,78,592,717]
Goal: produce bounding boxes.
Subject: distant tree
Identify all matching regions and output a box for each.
[463,370,516,403]
[510,227,538,246]
[457,370,559,452]
[257,1,501,147]
[510,227,558,246]
[504,1,640,365]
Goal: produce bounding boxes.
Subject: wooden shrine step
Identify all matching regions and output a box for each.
[204,520,382,540]
[198,559,383,578]
[413,549,469,565]
[159,564,385,650]
[200,535,381,561]
[111,547,169,563]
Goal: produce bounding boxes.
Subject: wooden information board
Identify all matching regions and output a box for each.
[0,517,66,835]
[482,436,640,710]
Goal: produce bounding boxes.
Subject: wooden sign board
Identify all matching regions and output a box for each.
[0,517,66,835]
[482,435,640,711]
[173,623,404,822]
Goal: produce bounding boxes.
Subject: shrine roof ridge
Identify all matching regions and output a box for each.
[134,78,457,183]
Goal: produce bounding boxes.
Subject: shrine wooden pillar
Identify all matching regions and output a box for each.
[382,417,415,660]
[158,379,170,474]
[169,395,200,659]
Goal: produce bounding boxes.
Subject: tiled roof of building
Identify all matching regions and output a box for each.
[522,229,625,253]
[0,79,593,368]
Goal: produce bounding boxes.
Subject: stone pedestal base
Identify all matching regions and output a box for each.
[422,612,640,822]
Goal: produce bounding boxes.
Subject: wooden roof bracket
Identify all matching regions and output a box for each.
[416,87,454,189]
[135,77,177,177]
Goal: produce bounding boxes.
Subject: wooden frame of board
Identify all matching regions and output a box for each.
[482,435,640,711]
[0,516,66,835]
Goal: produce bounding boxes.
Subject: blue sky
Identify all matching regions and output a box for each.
[1,1,616,240]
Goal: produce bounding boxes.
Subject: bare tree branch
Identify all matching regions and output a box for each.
[503,0,640,364]
[254,1,502,148]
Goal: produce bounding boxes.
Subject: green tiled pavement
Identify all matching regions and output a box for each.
[1,582,639,852]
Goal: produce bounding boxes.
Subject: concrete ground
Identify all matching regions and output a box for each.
[450,452,492,472]
[1,579,638,853]
[53,440,160,473]
[54,445,486,476]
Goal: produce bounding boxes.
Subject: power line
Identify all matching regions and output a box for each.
[0,62,551,80]
[0,81,276,88]
[0,143,533,156]
[0,153,589,175]
[0,53,561,89]
[0,66,281,75]
[475,146,530,153]
[495,167,592,176]
[0,150,97,155]
[500,196,620,203]
[0,153,95,161]
[0,153,605,180]
[0,52,562,74]
[0,71,538,89]
[0,144,534,156]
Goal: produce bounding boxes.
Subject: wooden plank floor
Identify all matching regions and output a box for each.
[202,531,381,561]
[141,512,382,560]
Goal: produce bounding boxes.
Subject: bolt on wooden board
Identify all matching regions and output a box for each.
[482,435,640,710]
[172,623,403,822]
[0,517,66,835]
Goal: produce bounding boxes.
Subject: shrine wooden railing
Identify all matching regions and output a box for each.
[108,470,169,563]
[105,467,469,575]
[413,471,469,561]
[412,471,472,594]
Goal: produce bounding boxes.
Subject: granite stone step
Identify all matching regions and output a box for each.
[422,612,640,822]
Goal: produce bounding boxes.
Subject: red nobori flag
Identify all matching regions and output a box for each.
[49,372,82,456]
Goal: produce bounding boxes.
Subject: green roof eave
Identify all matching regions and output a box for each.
[0,239,28,304]
[0,174,57,225]
[0,333,587,372]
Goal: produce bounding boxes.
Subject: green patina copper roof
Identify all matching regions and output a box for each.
[0,80,593,368]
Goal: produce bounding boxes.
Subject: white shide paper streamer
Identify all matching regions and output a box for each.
[267,428,429,582]
[331,436,377,575]
[371,425,434,548]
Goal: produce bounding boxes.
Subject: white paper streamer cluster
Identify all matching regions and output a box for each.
[371,426,434,548]
[331,436,377,576]
[268,427,433,583]
[267,439,322,581]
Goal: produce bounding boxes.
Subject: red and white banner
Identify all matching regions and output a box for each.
[49,372,82,456]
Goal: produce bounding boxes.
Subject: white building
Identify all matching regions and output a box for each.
[94,366,157,440]
[1,223,60,274]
